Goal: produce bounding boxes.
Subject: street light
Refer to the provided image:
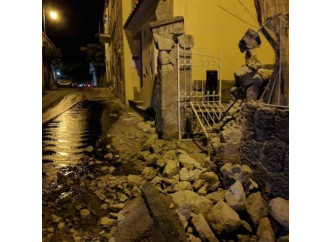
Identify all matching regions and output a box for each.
[42,4,59,36]
[49,11,58,20]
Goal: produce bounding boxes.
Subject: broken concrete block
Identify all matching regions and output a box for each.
[239,28,261,52]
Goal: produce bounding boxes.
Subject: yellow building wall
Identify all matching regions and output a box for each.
[122,0,141,104]
[172,0,275,80]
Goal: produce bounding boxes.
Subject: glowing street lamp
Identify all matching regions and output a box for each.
[42,5,59,36]
[49,11,58,20]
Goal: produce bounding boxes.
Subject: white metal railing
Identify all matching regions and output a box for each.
[177,47,224,140]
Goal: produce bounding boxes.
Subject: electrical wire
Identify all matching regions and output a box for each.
[236,0,259,25]
[217,4,259,28]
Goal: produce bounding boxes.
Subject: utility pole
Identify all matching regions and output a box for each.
[43,3,46,36]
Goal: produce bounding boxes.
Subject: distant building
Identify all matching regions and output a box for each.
[42,32,60,90]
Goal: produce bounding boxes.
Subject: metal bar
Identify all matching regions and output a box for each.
[179,50,221,59]
[206,102,221,120]
[267,71,278,104]
[278,16,282,105]
[195,101,212,129]
[219,53,222,103]
[177,45,181,140]
[182,94,221,99]
[184,42,187,130]
[190,101,209,139]
[180,64,217,67]
[201,102,216,124]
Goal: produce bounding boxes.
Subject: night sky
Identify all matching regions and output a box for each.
[43,0,104,62]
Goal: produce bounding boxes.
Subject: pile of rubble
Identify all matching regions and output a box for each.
[43,117,289,242]
[113,121,289,242]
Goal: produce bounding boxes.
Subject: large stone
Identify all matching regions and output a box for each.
[142,167,158,181]
[219,163,233,177]
[257,217,275,242]
[156,157,166,168]
[258,68,273,80]
[113,197,164,242]
[245,192,268,225]
[200,172,220,192]
[114,186,187,242]
[163,150,178,160]
[141,134,158,151]
[127,175,146,187]
[171,21,185,35]
[269,197,289,230]
[193,179,205,191]
[191,213,218,242]
[206,189,226,204]
[220,127,243,143]
[239,29,261,52]
[241,165,253,182]
[142,184,187,242]
[206,200,243,234]
[174,181,193,191]
[178,154,201,170]
[157,37,174,51]
[170,190,213,217]
[180,168,200,182]
[225,180,246,212]
[220,163,253,184]
[163,159,180,177]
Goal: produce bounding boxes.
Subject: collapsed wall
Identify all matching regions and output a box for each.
[150,1,193,140]
[216,101,288,199]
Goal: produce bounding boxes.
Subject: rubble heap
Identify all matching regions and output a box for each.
[43,110,288,242]
[111,120,289,241]
[234,29,273,102]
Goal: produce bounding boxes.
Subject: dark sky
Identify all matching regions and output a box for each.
[43,0,104,62]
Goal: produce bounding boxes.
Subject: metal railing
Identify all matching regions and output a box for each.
[177,47,224,140]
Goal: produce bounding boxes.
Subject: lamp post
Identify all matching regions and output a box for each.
[43,4,46,36]
[42,4,58,36]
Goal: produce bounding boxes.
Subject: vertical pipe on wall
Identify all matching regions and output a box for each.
[278,16,282,105]
[177,45,181,140]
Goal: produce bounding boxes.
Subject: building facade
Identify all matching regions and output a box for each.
[42,32,59,91]
[101,0,277,139]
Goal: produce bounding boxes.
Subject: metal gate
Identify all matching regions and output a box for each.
[177,47,224,140]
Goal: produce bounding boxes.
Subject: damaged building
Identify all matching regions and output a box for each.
[100,0,276,139]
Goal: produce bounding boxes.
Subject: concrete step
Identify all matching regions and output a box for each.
[128,99,143,106]
[136,105,148,111]
[129,100,155,119]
